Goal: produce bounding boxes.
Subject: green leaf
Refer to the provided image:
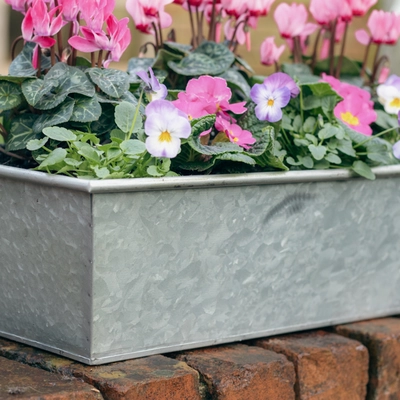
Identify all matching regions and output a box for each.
[21,78,56,107]
[93,166,110,179]
[219,68,251,98]
[235,56,255,73]
[26,137,49,151]
[6,113,38,151]
[77,143,101,164]
[318,124,341,140]
[43,127,77,141]
[293,115,302,132]
[168,41,235,76]
[64,158,82,167]
[9,42,51,76]
[337,139,357,157]
[301,156,314,168]
[352,160,376,180]
[303,117,316,133]
[0,81,23,111]
[147,165,164,177]
[33,97,75,134]
[305,134,318,145]
[115,101,142,134]
[38,148,67,169]
[302,95,321,110]
[305,81,339,98]
[374,109,399,130]
[308,144,327,160]
[163,41,192,55]
[120,139,146,155]
[216,152,256,165]
[282,63,313,78]
[325,153,342,164]
[127,57,154,82]
[110,129,126,140]
[88,68,129,98]
[71,95,102,123]
[314,56,361,76]
[153,49,183,70]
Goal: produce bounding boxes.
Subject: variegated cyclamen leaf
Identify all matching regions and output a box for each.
[87,68,129,98]
[216,153,256,165]
[0,81,23,111]
[70,96,102,123]
[9,42,51,77]
[21,78,56,107]
[168,41,235,76]
[6,113,39,151]
[219,68,251,98]
[33,97,75,134]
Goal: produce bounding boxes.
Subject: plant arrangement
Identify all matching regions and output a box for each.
[0,0,399,180]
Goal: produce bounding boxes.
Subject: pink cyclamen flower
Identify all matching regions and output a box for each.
[78,0,116,33]
[260,37,285,66]
[334,95,377,135]
[22,0,65,48]
[221,0,248,18]
[247,0,276,17]
[68,15,131,67]
[4,0,29,13]
[59,0,80,34]
[136,67,168,102]
[250,72,298,122]
[274,3,317,39]
[346,0,377,17]
[137,0,173,17]
[215,115,256,150]
[310,0,351,26]
[144,100,191,158]
[356,10,400,46]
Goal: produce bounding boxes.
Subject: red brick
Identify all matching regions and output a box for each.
[335,317,400,400]
[254,330,369,399]
[176,344,295,400]
[0,356,103,399]
[0,338,201,400]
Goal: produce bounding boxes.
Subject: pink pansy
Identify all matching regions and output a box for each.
[346,0,377,16]
[215,116,256,150]
[184,76,247,118]
[260,37,285,66]
[356,10,400,46]
[68,15,131,67]
[334,95,377,136]
[274,3,318,39]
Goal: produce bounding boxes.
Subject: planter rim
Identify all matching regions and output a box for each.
[1,164,399,193]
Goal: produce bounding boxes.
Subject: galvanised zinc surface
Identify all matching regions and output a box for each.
[0,165,400,364]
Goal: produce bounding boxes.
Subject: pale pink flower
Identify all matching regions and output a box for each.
[310,0,351,25]
[221,0,247,18]
[4,0,29,13]
[346,0,377,16]
[356,10,400,46]
[137,0,173,17]
[260,37,285,66]
[274,3,318,39]
[247,0,275,17]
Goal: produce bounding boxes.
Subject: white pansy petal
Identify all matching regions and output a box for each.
[265,104,283,123]
[146,135,182,158]
[168,116,191,139]
[250,83,271,104]
[384,103,400,115]
[145,116,166,137]
[254,102,270,121]
[377,84,400,100]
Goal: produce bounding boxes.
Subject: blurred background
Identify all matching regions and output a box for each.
[0,0,399,75]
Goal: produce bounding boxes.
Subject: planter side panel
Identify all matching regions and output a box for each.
[91,178,400,361]
[0,178,93,357]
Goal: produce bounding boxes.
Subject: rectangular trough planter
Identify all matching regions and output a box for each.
[1,164,400,365]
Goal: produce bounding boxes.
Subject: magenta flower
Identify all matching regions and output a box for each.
[78,0,115,32]
[144,100,191,158]
[22,0,65,49]
[59,0,80,34]
[68,15,131,67]
[184,76,247,117]
[215,116,256,150]
[5,0,29,13]
[250,73,298,123]
[334,95,377,136]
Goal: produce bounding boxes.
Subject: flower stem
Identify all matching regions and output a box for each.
[354,127,398,149]
[91,52,96,68]
[97,50,103,68]
[157,13,164,47]
[188,3,197,48]
[208,0,217,41]
[311,28,323,72]
[329,19,337,76]
[0,146,26,160]
[360,40,372,79]
[50,46,56,67]
[128,90,144,140]
[36,45,42,78]
[10,36,23,61]
[335,21,349,79]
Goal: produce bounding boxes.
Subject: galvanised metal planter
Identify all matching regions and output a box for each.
[1,164,400,365]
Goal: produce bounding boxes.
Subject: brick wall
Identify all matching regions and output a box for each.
[1,317,400,399]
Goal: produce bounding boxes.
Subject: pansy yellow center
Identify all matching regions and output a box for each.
[159,130,172,143]
[390,98,400,108]
[267,98,275,107]
[341,111,359,126]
